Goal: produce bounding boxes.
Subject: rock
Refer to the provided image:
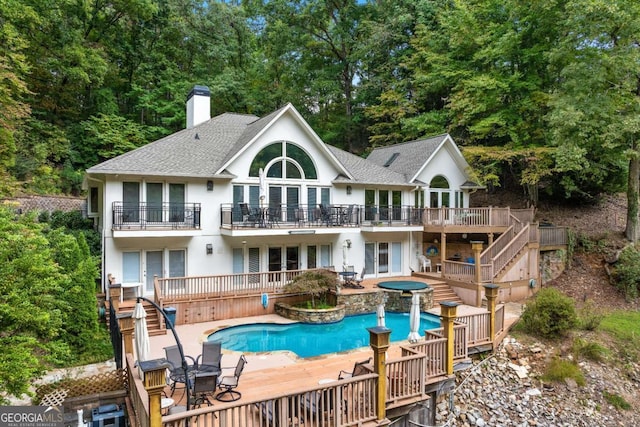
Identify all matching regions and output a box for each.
[564,377,578,390]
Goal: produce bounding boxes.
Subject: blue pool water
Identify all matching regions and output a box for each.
[208,312,441,358]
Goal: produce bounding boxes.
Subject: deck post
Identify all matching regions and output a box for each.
[440,302,459,375]
[440,233,447,270]
[139,359,171,427]
[118,315,134,356]
[471,241,484,307]
[484,284,500,340]
[368,326,391,422]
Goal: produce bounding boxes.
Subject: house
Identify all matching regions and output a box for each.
[85,85,487,299]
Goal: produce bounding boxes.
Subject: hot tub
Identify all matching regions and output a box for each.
[377,280,430,291]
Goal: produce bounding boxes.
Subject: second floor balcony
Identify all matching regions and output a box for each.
[112,202,201,232]
[220,203,424,235]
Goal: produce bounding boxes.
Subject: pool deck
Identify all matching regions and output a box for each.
[145,286,523,408]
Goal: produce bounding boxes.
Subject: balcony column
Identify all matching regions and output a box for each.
[484,284,500,341]
[118,315,134,356]
[440,302,458,376]
[471,240,484,307]
[368,326,391,422]
[440,233,447,268]
[139,359,171,427]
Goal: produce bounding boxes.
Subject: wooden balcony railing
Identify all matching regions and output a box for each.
[157,269,314,301]
[539,226,569,247]
[112,202,201,230]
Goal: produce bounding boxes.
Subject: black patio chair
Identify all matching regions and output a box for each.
[164,345,197,397]
[196,341,222,375]
[240,203,259,226]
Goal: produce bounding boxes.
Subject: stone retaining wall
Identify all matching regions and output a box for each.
[274,302,346,323]
[2,195,86,214]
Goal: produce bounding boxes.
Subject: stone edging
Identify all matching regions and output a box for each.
[274,302,346,323]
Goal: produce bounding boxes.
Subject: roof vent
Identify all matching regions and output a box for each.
[195,133,200,140]
[383,153,400,167]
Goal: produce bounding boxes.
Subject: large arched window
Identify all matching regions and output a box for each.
[430,175,450,188]
[249,142,317,179]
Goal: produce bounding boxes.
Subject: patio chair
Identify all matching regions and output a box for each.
[164,345,197,397]
[353,267,366,288]
[418,254,432,272]
[338,357,372,380]
[319,204,333,226]
[303,389,337,424]
[196,341,222,375]
[216,355,247,402]
[190,372,218,407]
[267,206,281,227]
[239,203,258,226]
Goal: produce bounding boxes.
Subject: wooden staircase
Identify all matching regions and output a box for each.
[428,280,464,306]
[106,299,166,336]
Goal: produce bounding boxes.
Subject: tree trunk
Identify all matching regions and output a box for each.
[625,144,639,242]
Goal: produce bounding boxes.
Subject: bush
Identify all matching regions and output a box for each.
[283,270,338,308]
[521,288,578,338]
[578,300,603,331]
[541,357,585,386]
[572,338,608,362]
[613,245,640,300]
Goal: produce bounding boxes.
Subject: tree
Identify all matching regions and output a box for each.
[0,205,105,402]
[0,0,33,196]
[548,0,640,240]
[282,270,338,308]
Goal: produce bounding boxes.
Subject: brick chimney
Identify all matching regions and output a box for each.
[186,85,211,129]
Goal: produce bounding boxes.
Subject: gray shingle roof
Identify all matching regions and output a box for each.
[366,134,448,181]
[326,145,412,186]
[86,112,262,177]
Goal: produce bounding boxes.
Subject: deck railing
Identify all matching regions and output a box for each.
[161,373,379,427]
[158,269,313,300]
[539,226,569,247]
[492,223,531,278]
[112,202,201,230]
[126,354,150,427]
[420,323,468,361]
[220,203,422,229]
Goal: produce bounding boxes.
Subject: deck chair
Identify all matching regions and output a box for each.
[190,372,218,407]
[354,267,366,287]
[239,203,258,226]
[338,357,372,380]
[216,355,247,402]
[164,345,197,397]
[267,206,281,227]
[319,204,332,226]
[418,255,432,272]
[196,341,222,375]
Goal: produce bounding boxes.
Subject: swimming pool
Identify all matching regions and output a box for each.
[208,312,441,358]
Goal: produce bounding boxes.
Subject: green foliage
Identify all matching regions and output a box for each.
[572,338,608,362]
[599,310,640,361]
[521,288,578,338]
[541,357,585,386]
[577,301,603,331]
[613,245,640,300]
[283,270,338,309]
[602,390,631,411]
[0,205,108,401]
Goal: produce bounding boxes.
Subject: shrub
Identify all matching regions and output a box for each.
[578,300,603,331]
[613,245,640,300]
[541,357,585,386]
[283,270,338,308]
[572,338,608,362]
[521,288,578,338]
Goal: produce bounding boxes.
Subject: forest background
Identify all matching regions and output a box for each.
[2,0,640,404]
[2,0,640,229]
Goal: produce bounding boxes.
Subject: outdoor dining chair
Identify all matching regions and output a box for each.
[216,355,248,402]
[190,372,218,407]
[338,357,372,380]
[164,345,197,397]
[196,341,222,375]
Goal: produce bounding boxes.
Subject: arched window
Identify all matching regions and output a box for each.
[430,175,450,188]
[249,142,317,179]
